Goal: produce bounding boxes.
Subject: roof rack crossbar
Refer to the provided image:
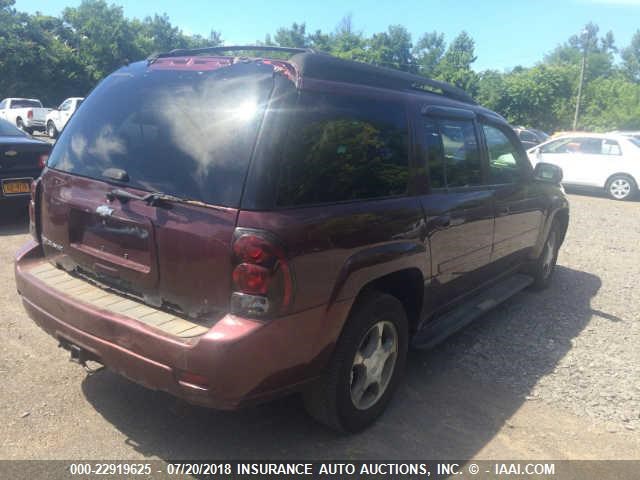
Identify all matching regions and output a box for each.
[148,45,314,63]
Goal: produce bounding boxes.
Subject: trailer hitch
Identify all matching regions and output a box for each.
[59,340,106,375]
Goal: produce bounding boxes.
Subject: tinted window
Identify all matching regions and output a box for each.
[0,100,5,109]
[48,61,277,207]
[483,124,525,184]
[424,118,445,189]
[275,93,409,206]
[423,117,482,189]
[11,99,42,109]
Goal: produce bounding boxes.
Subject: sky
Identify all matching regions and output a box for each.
[13,0,640,71]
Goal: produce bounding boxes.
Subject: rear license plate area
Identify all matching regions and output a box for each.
[2,178,32,195]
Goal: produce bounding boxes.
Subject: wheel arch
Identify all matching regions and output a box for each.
[604,172,638,190]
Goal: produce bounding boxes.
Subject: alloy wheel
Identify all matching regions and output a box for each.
[350,320,398,411]
[609,178,631,200]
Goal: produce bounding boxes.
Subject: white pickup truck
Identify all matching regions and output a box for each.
[46,97,84,138]
[0,98,49,134]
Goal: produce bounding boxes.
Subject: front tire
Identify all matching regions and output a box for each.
[606,175,637,201]
[530,220,560,290]
[303,291,408,432]
[47,121,58,139]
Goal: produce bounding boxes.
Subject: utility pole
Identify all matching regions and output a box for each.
[573,28,589,131]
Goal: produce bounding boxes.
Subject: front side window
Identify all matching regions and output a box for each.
[483,124,525,184]
[423,117,482,189]
[275,93,409,206]
[60,100,72,111]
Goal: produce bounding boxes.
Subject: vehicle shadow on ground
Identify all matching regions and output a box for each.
[82,265,605,459]
[0,205,29,236]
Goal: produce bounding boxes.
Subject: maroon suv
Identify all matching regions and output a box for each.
[15,46,569,432]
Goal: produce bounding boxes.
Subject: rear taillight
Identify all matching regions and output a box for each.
[27,109,33,120]
[230,229,294,318]
[29,178,41,243]
[38,154,48,169]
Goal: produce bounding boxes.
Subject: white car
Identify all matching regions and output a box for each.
[528,133,640,200]
[0,98,49,134]
[46,97,84,138]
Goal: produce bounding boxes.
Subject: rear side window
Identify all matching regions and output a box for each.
[275,92,409,206]
[48,61,277,207]
[423,117,482,189]
[602,139,621,155]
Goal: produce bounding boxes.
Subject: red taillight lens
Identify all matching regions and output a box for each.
[38,154,48,169]
[27,109,33,119]
[230,229,294,318]
[233,234,274,265]
[232,263,270,294]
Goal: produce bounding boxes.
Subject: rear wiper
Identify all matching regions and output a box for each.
[106,188,184,206]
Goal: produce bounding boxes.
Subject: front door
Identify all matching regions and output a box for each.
[480,122,545,267]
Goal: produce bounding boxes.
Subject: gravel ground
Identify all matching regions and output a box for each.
[1,191,639,461]
[450,190,640,432]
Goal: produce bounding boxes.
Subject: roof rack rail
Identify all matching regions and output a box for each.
[148,45,315,63]
[289,54,476,104]
[410,76,475,104]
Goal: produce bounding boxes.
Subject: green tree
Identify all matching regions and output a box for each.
[582,75,640,130]
[274,22,308,48]
[621,30,640,81]
[435,31,478,94]
[366,25,414,72]
[413,31,445,77]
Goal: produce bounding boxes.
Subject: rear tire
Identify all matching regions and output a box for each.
[606,174,637,201]
[303,291,408,432]
[530,220,560,290]
[47,121,58,139]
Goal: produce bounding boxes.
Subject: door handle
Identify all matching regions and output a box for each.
[498,206,510,216]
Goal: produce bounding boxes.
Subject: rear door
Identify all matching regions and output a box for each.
[416,107,495,309]
[569,137,624,187]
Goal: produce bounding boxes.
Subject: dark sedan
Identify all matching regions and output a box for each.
[0,119,50,203]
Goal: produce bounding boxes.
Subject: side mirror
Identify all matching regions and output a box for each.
[533,162,563,184]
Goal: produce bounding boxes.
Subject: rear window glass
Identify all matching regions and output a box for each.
[48,61,276,207]
[275,92,409,206]
[11,99,43,108]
